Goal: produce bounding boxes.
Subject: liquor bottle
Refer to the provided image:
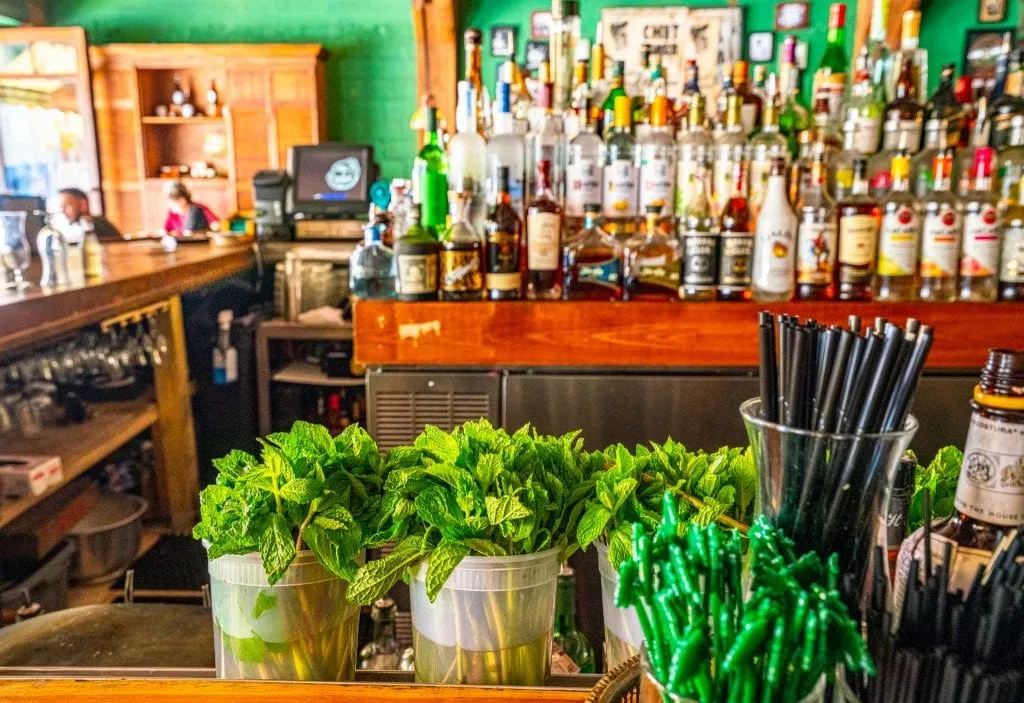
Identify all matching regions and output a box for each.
[681,59,701,113]
[832,121,860,202]
[712,92,747,218]
[488,82,527,220]
[501,58,533,136]
[1000,176,1024,300]
[752,157,798,302]
[563,204,624,300]
[527,159,563,299]
[624,205,681,300]
[211,310,238,385]
[955,98,995,197]
[394,204,440,302]
[886,454,916,577]
[527,75,566,216]
[875,153,921,301]
[565,53,590,142]
[919,150,962,301]
[550,0,581,114]
[911,118,950,199]
[448,80,488,234]
[959,147,1001,301]
[751,64,768,105]
[789,129,816,206]
[358,598,402,671]
[463,29,491,137]
[717,162,753,302]
[997,115,1024,203]
[205,79,219,117]
[680,163,718,301]
[589,24,610,120]
[795,153,837,300]
[866,0,892,100]
[887,11,928,104]
[675,93,714,225]
[715,71,736,130]
[882,57,924,153]
[599,61,627,139]
[179,79,195,118]
[637,95,676,229]
[836,158,880,301]
[349,223,397,300]
[439,190,484,301]
[811,3,850,122]
[779,37,810,156]
[925,64,965,148]
[987,36,1023,149]
[83,226,104,279]
[868,128,911,200]
[748,92,789,217]
[552,565,596,674]
[413,106,449,237]
[565,91,602,235]
[955,76,978,148]
[734,60,762,136]
[636,54,666,142]
[170,72,185,116]
[485,166,523,300]
[844,46,884,155]
[602,95,638,239]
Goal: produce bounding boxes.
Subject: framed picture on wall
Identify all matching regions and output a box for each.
[525,40,549,71]
[775,2,810,31]
[979,0,1007,23]
[530,11,551,39]
[964,28,1014,86]
[748,31,774,63]
[490,25,517,58]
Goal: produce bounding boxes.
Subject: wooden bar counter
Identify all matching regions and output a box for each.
[353,300,1024,370]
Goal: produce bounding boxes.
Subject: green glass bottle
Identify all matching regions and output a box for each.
[811,3,850,123]
[414,106,449,236]
[599,61,627,139]
[552,565,595,673]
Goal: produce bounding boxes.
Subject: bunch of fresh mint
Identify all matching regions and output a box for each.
[193,422,386,585]
[577,440,757,569]
[908,445,963,531]
[348,420,599,604]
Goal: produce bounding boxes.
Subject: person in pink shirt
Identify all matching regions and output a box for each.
[163,180,220,234]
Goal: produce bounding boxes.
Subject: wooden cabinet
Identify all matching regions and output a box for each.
[90,44,326,233]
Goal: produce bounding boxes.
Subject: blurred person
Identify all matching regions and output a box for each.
[56,187,122,242]
[163,180,219,234]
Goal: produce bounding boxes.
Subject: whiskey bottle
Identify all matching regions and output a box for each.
[439,189,484,301]
[526,159,563,299]
[751,157,798,302]
[874,152,920,301]
[795,154,837,300]
[919,149,962,301]
[1000,176,1024,300]
[716,161,753,302]
[485,166,523,300]
[625,205,681,301]
[680,164,718,301]
[602,95,638,239]
[563,204,624,300]
[959,147,1001,302]
[924,64,965,148]
[836,157,880,301]
[394,204,440,302]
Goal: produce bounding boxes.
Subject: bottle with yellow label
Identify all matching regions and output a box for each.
[836,157,880,301]
[602,95,638,239]
[874,152,920,300]
[919,149,962,301]
[439,189,484,301]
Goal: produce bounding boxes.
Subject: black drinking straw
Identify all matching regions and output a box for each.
[758,311,779,423]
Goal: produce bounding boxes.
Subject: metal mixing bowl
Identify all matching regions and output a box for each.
[67,494,149,584]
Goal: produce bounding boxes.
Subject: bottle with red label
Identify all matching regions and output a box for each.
[919,148,962,301]
[959,146,1002,301]
[874,152,920,300]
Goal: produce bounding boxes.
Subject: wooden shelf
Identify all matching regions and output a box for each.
[66,527,166,608]
[0,397,160,529]
[144,177,229,184]
[353,300,1024,371]
[272,360,365,386]
[141,115,223,125]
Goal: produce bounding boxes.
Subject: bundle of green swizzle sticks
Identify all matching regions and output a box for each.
[616,493,874,702]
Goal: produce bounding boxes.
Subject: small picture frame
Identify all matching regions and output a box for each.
[964,29,1014,85]
[490,25,517,58]
[775,2,810,31]
[979,0,1007,23]
[530,11,552,39]
[748,31,775,63]
[525,40,549,71]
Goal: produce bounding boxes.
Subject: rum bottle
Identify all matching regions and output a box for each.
[527,72,565,217]
[747,91,789,218]
[1001,176,1024,300]
[526,160,563,299]
[485,166,523,300]
[680,164,718,301]
[488,82,527,220]
[637,95,676,230]
[875,153,921,301]
[795,154,837,300]
[625,205,681,301]
[911,117,950,199]
[836,157,880,301]
[716,162,753,302]
[751,157,798,302]
[563,204,624,300]
[959,147,1001,301]
[919,149,962,301]
[602,95,638,239]
[439,190,484,301]
[394,204,440,302]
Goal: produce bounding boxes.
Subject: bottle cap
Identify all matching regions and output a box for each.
[979,348,1024,397]
[901,11,920,45]
[890,154,911,180]
[613,95,632,127]
[464,28,482,46]
[584,203,601,214]
[612,60,625,78]
[829,3,846,29]
[650,95,669,126]
[575,38,591,62]
[974,146,994,179]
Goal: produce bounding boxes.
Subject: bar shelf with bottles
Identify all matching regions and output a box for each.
[350,4,1024,310]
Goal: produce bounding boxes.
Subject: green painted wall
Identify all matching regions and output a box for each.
[48,0,418,179]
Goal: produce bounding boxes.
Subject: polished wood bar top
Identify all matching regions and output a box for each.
[0,241,253,354]
[353,300,1024,370]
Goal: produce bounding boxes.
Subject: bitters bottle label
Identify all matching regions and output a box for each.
[954,411,1024,526]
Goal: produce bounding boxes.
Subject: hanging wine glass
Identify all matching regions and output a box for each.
[0,211,30,291]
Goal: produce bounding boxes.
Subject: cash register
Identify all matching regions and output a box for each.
[287,143,378,241]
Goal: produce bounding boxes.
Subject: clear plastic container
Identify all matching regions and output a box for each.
[207,549,361,681]
[410,547,559,686]
[595,540,643,669]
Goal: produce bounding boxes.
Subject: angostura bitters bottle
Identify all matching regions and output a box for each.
[874,152,921,301]
[563,204,624,300]
[526,159,563,299]
[484,166,523,300]
[836,157,881,301]
[795,151,838,300]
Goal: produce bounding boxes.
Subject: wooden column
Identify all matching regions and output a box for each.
[413,0,457,133]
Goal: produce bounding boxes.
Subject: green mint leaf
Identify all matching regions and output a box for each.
[577,504,612,549]
[212,450,258,485]
[348,535,424,605]
[251,591,277,619]
[485,495,532,526]
[414,425,461,463]
[414,485,463,530]
[474,453,503,492]
[424,464,474,490]
[608,524,633,569]
[463,538,507,557]
[596,481,615,510]
[313,504,354,531]
[613,477,638,510]
[259,513,297,585]
[425,540,470,601]
[290,420,334,453]
[279,477,324,505]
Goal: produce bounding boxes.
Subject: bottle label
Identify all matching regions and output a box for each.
[796,221,837,285]
[854,115,882,154]
[885,484,913,548]
[718,234,753,287]
[1001,223,1024,283]
[396,253,439,295]
[577,257,623,289]
[740,103,757,135]
[954,411,1024,526]
[961,204,1001,278]
[748,160,772,210]
[682,231,719,287]
[921,208,962,277]
[440,249,483,292]
[877,205,920,276]
[674,157,709,215]
[603,160,637,218]
[838,214,879,280]
[639,154,676,215]
[635,255,680,291]
[712,157,737,213]
[813,70,847,121]
[753,219,796,294]
[486,230,521,291]
[527,212,561,271]
[566,158,601,217]
[883,120,922,152]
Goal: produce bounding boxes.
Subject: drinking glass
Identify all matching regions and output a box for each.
[0,211,30,290]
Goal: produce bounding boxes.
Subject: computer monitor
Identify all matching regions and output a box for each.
[288,144,377,219]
